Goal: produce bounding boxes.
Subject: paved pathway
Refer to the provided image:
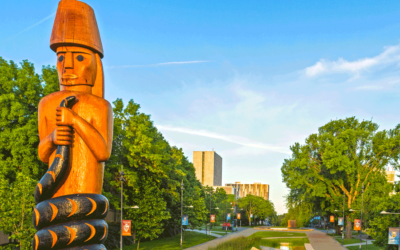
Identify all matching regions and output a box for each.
[187,227,348,250]
[185,229,223,238]
[186,228,258,250]
[304,229,347,250]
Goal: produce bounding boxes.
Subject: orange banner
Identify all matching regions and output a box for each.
[122,220,131,236]
[330,215,334,223]
[354,219,361,231]
[210,214,216,223]
[237,213,241,220]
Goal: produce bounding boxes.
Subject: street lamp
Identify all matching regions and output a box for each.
[120,166,125,250]
[180,180,184,250]
[123,205,139,243]
[335,208,344,246]
[381,211,400,250]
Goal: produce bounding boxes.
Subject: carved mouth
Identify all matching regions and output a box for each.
[62,74,78,80]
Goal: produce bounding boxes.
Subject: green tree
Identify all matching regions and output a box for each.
[104,99,207,246]
[281,117,400,238]
[0,58,59,250]
[237,195,275,226]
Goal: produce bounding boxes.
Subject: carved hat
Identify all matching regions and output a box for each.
[50,0,104,58]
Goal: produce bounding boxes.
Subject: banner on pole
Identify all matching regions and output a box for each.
[330,215,334,223]
[122,220,131,236]
[338,217,344,226]
[210,214,215,223]
[389,227,400,245]
[227,213,231,220]
[182,215,189,226]
[237,213,241,220]
[250,214,253,218]
[354,219,361,231]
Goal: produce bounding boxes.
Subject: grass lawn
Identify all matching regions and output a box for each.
[333,236,364,245]
[124,231,216,250]
[213,232,230,236]
[259,237,309,248]
[347,245,381,250]
[249,231,307,238]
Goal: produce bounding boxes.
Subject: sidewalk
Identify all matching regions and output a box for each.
[186,228,258,250]
[187,227,347,250]
[185,229,223,238]
[304,230,347,250]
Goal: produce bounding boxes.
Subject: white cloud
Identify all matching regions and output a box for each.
[156,125,291,154]
[107,60,210,69]
[305,45,400,77]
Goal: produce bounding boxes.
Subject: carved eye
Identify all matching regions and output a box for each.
[77,55,84,62]
[58,55,64,62]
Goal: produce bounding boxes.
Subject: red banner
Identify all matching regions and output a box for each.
[354,219,361,231]
[330,215,334,223]
[122,220,131,236]
[210,214,216,223]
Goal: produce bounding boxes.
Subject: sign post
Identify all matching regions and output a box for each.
[237,213,241,227]
[122,220,131,236]
[182,215,189,226]
[388,227,400,246]
[354,219,361,231]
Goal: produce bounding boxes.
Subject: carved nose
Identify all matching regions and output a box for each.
[64,52,73,69]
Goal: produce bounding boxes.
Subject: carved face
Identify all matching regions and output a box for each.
[56,46,97,86]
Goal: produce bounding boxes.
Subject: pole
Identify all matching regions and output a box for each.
[225,200,227,234]
[120,166,123,250]
[209,188,212,241]
[180,179,183,250]
[360,184,364,250]
[343,194,345,246]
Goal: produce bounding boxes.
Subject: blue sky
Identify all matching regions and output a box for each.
[2,0,400,213]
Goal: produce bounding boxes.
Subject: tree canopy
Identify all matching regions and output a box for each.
[282,117,399,238]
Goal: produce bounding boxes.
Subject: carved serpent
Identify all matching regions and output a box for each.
[33,96,109,250]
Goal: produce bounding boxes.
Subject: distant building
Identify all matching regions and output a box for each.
[193,151,222,187]
[214,186,236,195]
[225,182,270,200]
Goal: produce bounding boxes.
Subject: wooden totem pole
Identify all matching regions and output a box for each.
[33,0,113,249]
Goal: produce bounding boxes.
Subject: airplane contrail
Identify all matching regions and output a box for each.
[5,13,56,41]
[107,60,210,69]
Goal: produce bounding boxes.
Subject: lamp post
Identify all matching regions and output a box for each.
[335,194,345,246]
[209,206,219,240]
[180,180,183,250]
[123,206,139,243]
[120,166,125,250]
[210,188,212,240]
[381,211,400,250]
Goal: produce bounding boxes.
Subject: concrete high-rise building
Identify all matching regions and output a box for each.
[225,182,270,200]
[193,151,222,186]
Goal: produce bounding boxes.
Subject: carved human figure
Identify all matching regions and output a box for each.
[33,1,112,249]
[38,44,113,197]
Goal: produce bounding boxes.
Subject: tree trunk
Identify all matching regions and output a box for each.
[345,217,352,239]
[133,229,136,243]
[335,225,341,235]
[137,239,140,250]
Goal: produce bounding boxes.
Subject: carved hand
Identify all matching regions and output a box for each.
[56,107,76,126]
[52,126,72,146]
